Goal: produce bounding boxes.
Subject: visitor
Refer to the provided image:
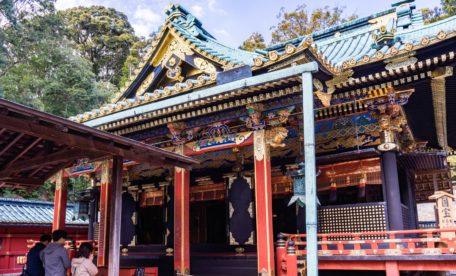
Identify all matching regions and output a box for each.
[40,230,71,276]
[71,242,98,276]
[25,234,52,276]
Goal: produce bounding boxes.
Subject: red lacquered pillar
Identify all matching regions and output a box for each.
[385,261,400,276]
[174,145,190,275]
[97,160,111,267]
[52,170,68,231]
[253,129,275,275]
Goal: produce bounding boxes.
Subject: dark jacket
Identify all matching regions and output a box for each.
[25,242,46,276]
[39,243,70,276]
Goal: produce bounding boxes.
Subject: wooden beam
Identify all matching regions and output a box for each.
[397,260,456,271]
[0,133,25,157]
[253,130,274,276]
[174,164,190,275]
[0,177,42,186]
[97,160,111,267]
[0,148,95,177]
[52,170,67,231]
[29,166,44,177]
[385,261,399,276]
[108,156,123,275]
[3,138,42,169]
[0,114,164,167]
[43,159,78,181]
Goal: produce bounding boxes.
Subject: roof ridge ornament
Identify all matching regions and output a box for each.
[165,3,211,40]
[371,18,400,50]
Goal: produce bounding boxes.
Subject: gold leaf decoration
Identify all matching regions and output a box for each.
[194,57,217,74]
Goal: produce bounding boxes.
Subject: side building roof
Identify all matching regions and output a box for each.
[0,197,87,226]
[255,0,455,69]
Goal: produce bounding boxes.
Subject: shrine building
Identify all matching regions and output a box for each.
[2,0,456,275]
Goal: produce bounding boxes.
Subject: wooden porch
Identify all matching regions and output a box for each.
[0,99,198,275]
[277,228,456,275]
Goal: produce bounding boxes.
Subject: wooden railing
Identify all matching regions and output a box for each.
[276,228,456,276]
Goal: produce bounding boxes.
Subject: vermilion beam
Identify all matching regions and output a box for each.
[174,159,190,275]
[97,160,111,267]
[253,129,275,276]
[52,170,67,231]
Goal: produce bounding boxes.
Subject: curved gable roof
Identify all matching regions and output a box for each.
[0,197,87,225]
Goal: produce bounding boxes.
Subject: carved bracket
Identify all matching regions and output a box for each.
[314,70,354,107]
[243,104,294,130]
[167,122,199,145]
[243,104,294,148]
[366,87,414,151]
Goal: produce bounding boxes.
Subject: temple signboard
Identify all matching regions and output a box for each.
[429,191,456,238]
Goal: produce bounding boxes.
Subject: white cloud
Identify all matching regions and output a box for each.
[214,28,230,38]
[190,4,205,18]
[132,6,163,37]
[207,0,227,15]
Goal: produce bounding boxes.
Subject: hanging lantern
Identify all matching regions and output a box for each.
[287,163,306,207]
[378,129,397,151]
[287,162,320,207]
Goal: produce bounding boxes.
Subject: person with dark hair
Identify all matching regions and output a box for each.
[40,230,71,276]
[25,234,52,276]
[71,242,98,276]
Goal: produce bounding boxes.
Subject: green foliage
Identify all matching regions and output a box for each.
[0,0,55,26]
[239,32,266,52]
[60,6,136,86]
[0,181,55,201]
[0,176,90,202]
[119,35,155,88]
[0,2,126,200]
[422,0,455,24]
[270,4,357,44]
[69,176,91,191]
[0,0,16,25]
[0,12,116,117]
[442,0,455,15]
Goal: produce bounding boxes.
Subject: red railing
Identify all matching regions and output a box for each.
[276,228,456,276]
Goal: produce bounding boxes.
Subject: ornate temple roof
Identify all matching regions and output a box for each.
[165,5,258,67]
[70,0,456,128]
[254,0,455,69]
[0,197,87,225]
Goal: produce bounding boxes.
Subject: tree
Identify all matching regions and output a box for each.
[442,0,455,15]
[270,4,357,44]
[0,176,91,202]
[0,181,55,201]
[0,12,116,117]
[60,6,136,86]
[119,35,156,88]
[239,32,266,52]
[0,0,55,85]
[422,0,455,23]
[0,0,54,26]
[0,3,117,199]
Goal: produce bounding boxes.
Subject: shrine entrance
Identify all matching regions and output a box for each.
[190,200,227,244]
[138,206,164,244]
[273,197,301,238]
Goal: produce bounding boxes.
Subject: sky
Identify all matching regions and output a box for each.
[55,0,441,48]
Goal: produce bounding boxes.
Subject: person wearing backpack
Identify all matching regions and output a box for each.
[71,242,98,276]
